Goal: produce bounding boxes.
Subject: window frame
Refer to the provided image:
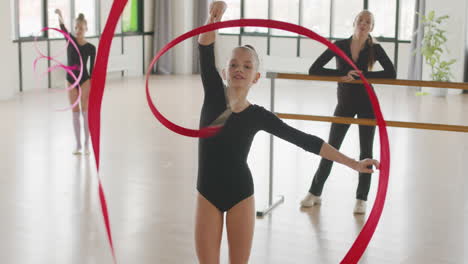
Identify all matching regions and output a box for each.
[14,0,146,41]
[218,0,413,71]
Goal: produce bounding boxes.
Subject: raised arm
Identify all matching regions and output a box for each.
[55,9,68,33]
[198,1,227,46]
[198,1,227,96]
[365,44,397,79]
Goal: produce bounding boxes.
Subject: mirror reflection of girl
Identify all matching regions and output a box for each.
[196,2,380,263]
[301,10,396,214]
[55,9,96,155]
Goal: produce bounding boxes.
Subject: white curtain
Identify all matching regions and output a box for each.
[407,0,426,83]
[153,0,173,74]
[192,0,209,73]
[464,1,468,93]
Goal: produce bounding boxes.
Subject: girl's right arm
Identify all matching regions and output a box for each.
[198,2,227,99]
[55,9,68,33]
[258,108,379,174]
[198,1,226,46]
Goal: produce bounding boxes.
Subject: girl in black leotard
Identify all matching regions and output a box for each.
[55,9,96,155]
[196,2,380,263]
[300,10,396,214]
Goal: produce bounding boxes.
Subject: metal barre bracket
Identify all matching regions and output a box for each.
[256,195,285,217]
[266,72,278,79]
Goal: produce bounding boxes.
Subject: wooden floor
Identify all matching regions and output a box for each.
[0,75,467,264]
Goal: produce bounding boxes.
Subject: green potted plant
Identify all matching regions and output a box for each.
[419,10,456,96]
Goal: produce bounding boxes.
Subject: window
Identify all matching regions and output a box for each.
[271,0,299,36]
[219,0,241,34]
[75,0,97,36]
[47,0,71,38]
[332,0,362,38]
[243,0,268,34]
[301,0,331,37]
[122,0,140,33]
[16,0,99,39]
[399,0,416,40]
[19,0,44,37]
[368,0,396,38]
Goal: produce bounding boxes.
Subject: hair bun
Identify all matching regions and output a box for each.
[78,13,85,20]
[243,44,256,51]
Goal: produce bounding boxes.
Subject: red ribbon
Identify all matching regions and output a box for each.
[89,4,389,261]
[88,0,129,262]
[145,19,390,264]
[33,27,83,110]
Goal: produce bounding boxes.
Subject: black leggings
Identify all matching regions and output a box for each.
[308,102,376,201]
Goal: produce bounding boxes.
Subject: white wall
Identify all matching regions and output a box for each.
[123,35,143,76]
[21,42,49,92]
[0,0,19,100]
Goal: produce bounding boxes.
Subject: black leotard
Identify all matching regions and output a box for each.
[309,36,396,111]
[198,43,324,212]
[60,24,96,86]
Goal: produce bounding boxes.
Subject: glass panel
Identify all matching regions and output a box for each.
[19,0,44,37]
[219,0,241,34]
[368,0,396,38]
[301,0,331,37]
[75,0,97,36]
[271,0,299,36]
[399,0,416,40]
[123,0,140,33]
[244,0,268,34]
[332,0,361,38]
[47,0,71,38]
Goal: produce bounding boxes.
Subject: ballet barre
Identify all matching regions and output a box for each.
[256,72,468,217]
[269,72,468,90]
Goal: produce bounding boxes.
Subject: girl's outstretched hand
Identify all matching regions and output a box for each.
[208,1,227,23]
[353,158,380,173]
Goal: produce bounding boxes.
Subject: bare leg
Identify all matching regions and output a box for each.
[226,195,255,264]
[68,83,81,154]
[67,81,81,112]
[80,80,91,153]
[195,193,224,264]
[80,79,90,111]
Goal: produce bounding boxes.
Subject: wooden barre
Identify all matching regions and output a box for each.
[276,113,468,133]
[267,72,468,90]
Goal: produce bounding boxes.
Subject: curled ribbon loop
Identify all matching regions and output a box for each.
[146,19,390,264]
[34,27,83,110]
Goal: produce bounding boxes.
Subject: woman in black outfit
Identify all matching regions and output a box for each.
[301,10,396,214]
[55,9,96,155]
[196,2,380,263]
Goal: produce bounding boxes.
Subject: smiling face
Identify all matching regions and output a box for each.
[222,47,261,93]
[74,20,88,38]
[353,11,374,36]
